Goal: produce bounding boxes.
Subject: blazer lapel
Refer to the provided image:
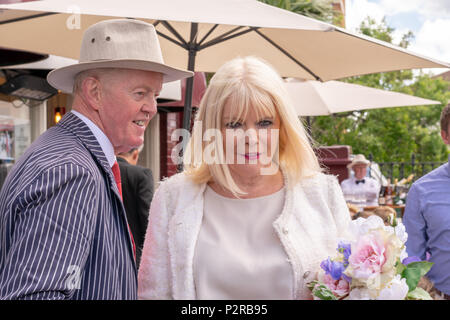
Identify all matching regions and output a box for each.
[168,182,206,299]
[57,113,109,167]
[57,112,136,266]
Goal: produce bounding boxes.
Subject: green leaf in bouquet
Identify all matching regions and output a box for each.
[406,287,434,300]
[401,261,434,292]
[311,282,338,300]
[389,213,398,227]
[395,260,406,275]
[307,280,319,291]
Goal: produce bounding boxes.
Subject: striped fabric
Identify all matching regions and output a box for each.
[0,112,137,299]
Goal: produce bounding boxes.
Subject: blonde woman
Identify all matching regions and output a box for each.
[138,56,351,300]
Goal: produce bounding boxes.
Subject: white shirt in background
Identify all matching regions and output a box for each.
[340,176,380,207]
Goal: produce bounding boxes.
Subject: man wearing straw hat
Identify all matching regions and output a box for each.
[340,154,381,208]
[0,19,192,299]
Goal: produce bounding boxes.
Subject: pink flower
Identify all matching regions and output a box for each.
[348,232,387,279]
[321,273,350,298]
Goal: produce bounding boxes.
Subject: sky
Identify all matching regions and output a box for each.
[345,0,450,76]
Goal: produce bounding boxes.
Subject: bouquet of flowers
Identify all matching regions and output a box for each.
[307,214,434,300]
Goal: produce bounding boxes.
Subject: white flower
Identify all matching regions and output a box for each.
[376,275,409,300]
[350,215,385,238]
[394,223,408,244]
[346,288,372,300]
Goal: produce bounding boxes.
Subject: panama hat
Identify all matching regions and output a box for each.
[47,19,193,93]
[347,154,371,168]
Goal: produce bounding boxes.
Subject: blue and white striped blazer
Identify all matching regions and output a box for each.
[0,112,137,299]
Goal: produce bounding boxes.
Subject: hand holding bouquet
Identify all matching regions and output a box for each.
[308,214,434,300]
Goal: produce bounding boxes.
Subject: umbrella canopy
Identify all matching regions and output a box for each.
[0,0,448,79]
[1,55,182,101]
[0,0,448,131]
[284,79,441,116]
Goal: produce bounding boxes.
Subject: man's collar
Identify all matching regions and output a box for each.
[71,110,116,167]
[117,157,130,165]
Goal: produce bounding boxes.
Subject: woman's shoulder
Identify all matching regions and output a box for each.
[296,171,340,190]
[156,172,205,199]
[290,172,343,205]
[159,171,191,186]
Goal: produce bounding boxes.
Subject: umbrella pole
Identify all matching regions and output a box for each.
[182,54,197,132]
[178,23,198,172]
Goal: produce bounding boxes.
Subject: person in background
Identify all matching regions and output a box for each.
[417,276,445,300]
[403,103,450,300]
[137,56,352,300]
[0,19,192,299]
[372,206,397,225]
[117,145,154,269]
[352,209,374,220]
[340,154,381,207]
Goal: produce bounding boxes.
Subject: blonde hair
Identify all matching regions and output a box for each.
[183,56,321,195]
[417,276,443,300]
[373,206,397,225]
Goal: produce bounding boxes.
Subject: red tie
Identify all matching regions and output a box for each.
[112,160,136,260]
[111,161,122,198]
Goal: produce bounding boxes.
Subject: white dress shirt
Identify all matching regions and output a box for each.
[340,176,380,207]
[71,111,116,167]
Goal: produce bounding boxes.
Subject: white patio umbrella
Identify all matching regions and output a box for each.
[0,0,449,133]
[284,79,441,116]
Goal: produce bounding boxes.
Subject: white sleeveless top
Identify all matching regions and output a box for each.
[193,185,293,299]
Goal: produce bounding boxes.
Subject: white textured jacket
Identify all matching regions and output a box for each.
[138,171,351,300]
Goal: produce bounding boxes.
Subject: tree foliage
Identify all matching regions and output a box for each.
[258,3,450,163]
[259,0,337,24]
[310,17,450,162]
